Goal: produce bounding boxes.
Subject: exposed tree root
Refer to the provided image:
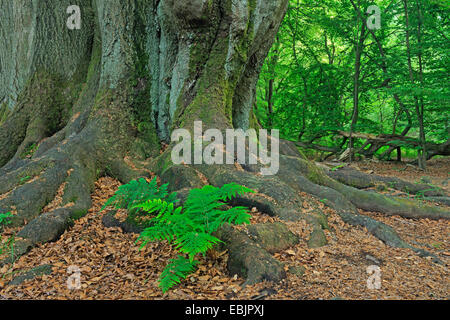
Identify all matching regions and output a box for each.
[148,140,447,273]
[215,224,286,286]
[246,222,299,254]
[1,132,447,277]
[326,166,444,197]
[423,197,450,206]
[297,131,450,162]
[0,83,154,266]
[278,155,449,220]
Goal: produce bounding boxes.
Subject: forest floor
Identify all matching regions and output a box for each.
[0,159,448,300]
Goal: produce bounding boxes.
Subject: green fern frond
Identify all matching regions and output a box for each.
[0,212,13,226]
[101,177,178,214]
[217,183,255,201]
[134,179,254,292]
[174,232,222,262]
[137,222,176,247]
[207,206,251,233]
[159,256,198,293]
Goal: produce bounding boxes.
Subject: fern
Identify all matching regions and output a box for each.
[133,198,182,220]
[216,183,254,201]
[0,212,15,261]
[136,182,254,292]
[0,212,12,226]
[174,232,222,262]
[101,177,178,224]
[159,256,199,293]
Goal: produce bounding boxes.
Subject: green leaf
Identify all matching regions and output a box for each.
[133,178,254,292]
[159,256,198,293]
[174,232,222,262]
[0,212,12,226]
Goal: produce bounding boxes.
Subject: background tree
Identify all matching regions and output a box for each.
[257,0,449,163]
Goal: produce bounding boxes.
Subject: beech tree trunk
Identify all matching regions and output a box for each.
[0,0,448,284]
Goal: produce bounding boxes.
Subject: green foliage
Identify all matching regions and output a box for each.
[133,182,254,292]
[414,186,441,201]
[0,212,12,226]
[20,143,38,159]
[257,0,449,161]
[330,164,345,172]
[159,256,199,293]
[102,178,254,292]
[101,177,178,224]
[0,212,15,264]
[19,175,32,185]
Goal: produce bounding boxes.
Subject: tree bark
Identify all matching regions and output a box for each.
[348,1,367,163]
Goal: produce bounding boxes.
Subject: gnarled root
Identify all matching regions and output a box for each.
[215,224,287,286]
[327,166,444,197]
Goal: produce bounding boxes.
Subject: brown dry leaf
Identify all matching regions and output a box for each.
[211,286,224,291]
[285,249,296,256]
[198,275,211,282]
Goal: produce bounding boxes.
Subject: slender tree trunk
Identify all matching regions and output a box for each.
[267,78,274,126]
[415,1,427,169]
[265,37,280,128]
[349,14,366,163]
[403,0,426,169]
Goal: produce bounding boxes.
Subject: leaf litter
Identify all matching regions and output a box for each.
[0,161,449,300]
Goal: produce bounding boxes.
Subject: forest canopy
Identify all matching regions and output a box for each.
[255,0,449,167]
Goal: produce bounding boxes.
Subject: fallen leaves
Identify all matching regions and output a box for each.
[1,160,449,300]
[285,249,296,256]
